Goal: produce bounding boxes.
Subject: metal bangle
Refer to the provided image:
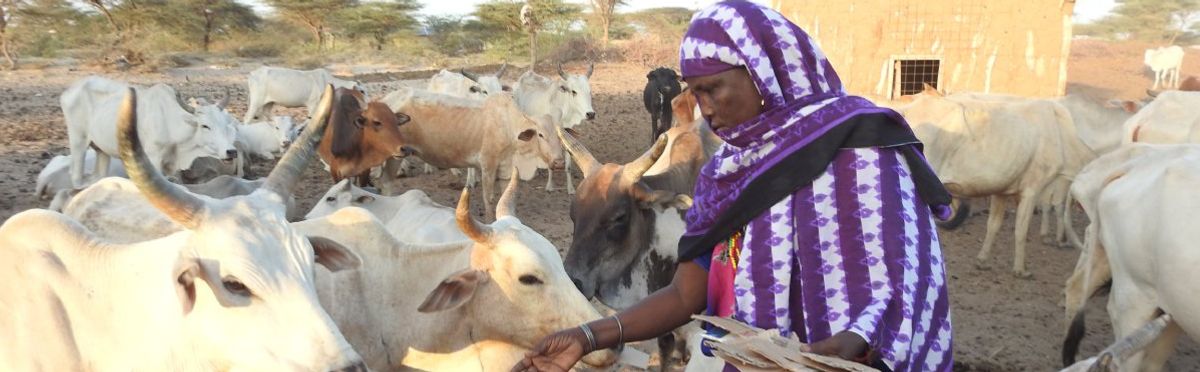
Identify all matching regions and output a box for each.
[612,315,625,345]
[579,323,598,352]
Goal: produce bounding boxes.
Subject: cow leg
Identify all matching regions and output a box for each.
[480,163,497,218]
[424,163,433,174]
[975,195,1007,270]
[565,151,577,195]
[93,152,111,182]
[380,158,403,196]
[68,137,89,188]
[1010,190,1040,278]
[545,162,557,192]
[657,333,677,372]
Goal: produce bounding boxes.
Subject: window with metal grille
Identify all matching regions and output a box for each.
[895,59,940,97]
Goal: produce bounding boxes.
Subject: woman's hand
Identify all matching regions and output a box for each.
[808,331,870,361]
[511,328,589,372]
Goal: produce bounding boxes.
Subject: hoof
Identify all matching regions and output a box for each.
[974,260,991,271]
[1013,270,1032,279]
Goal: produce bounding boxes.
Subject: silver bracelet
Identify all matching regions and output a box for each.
[579,323,597,352]
[612,315,624,345]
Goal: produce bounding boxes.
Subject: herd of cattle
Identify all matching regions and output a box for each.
[1,58,1199,371]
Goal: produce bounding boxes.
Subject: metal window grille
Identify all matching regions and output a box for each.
[896,59,941,96]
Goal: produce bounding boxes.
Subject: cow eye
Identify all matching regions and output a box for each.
[222,277,252,297]
[201,124,211,130]
[502,85,512,92]
[519,275,544,285]
[325,196,336,202]
[559,86,569,92]
[571,90,578,96]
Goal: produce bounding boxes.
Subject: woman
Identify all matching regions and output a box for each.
[513,2,953,371]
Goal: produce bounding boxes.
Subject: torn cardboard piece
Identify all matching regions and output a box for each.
[692,315,881,372]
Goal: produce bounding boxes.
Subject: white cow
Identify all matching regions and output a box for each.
[378,88,562,213]
[1122,90,1200,145]
[1145,46,1184,90]
[244,66,365,123]
[182,116,299,182]
[1062,144,1200,372]
[513,64,597,194]
[35,149,127,201]
[899,93,1086,277]
[305,179,463,244]
[427,64,510,99]
[62,76,239,188]
[296,179,618,371]
[0,85,366,371]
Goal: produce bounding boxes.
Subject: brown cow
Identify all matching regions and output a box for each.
[378,88,562,215]
[670,86,723,157]
[318,88,411,182]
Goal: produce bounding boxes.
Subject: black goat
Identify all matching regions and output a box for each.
[643,67,682,143]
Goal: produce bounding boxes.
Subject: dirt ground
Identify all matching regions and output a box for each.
[0,39,1197,371]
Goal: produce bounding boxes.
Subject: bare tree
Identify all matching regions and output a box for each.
[589,0,624,47]
[520,3,537,66]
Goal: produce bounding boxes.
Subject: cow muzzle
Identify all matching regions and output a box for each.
[394,146,417,158]
[223,150,238,163]
[586,112,597,120]
[550,159,566,170]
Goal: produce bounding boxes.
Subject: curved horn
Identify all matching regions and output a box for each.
[496,62,509,78]
[554,125,600,176]
[175,91,197,114]
[263,84,335,197]
[621,133,669,183]
[1147,89,1160,98]
[455,188,493,244]
[558,63,568,79]
[460,68,480,82]
[495,167,519,219]
[586,63,594,78]
[116,88,207,229]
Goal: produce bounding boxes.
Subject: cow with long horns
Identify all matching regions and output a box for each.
[512,63,597,194]
[1,85,367,371]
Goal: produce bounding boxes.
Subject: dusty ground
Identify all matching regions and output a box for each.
[0,39,1197,371]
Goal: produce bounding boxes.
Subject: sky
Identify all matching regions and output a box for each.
[414,0,1119,23]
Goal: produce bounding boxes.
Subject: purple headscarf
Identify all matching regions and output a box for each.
[679,1,948,247]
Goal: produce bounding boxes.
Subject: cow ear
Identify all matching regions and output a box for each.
[418,269,488,313]
[354,116,366,129]
[633,187,693,211]
[517,129,536,141]
[175,260,200,315]
[395,112,412,125]
[309,236,362,273]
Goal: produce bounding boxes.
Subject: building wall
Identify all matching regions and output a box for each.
[770,0,1076,98]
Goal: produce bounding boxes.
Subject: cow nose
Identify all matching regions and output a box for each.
[281,140,291,148]
[225,149,238,159]
[551,159,565,170]
[330,361,367,372]
[586,112,597,120]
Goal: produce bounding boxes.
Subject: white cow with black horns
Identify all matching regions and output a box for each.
[62,76,240,188]
[513,63,597,194]
[0,85,368,371]
[244,66,366,123]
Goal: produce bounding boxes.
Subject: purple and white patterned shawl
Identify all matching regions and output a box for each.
[679,1,947,240]
[679,2,953,371]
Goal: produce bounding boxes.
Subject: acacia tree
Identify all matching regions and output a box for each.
[335,0,419,51]
[1083,0,1200,43]
[164,0,258,51]
[268,0,354,49]
[589,0,624,47]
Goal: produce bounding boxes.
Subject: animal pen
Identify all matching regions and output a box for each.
[770,0,1077,99]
